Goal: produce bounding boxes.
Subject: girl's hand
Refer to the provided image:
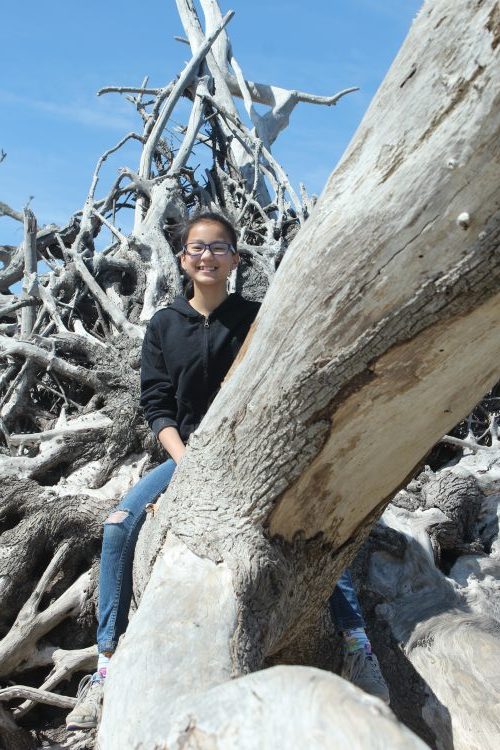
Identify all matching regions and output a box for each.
[157,426,186,464]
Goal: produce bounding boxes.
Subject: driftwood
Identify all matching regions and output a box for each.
[0,0,499,748]
[143,665,428,750]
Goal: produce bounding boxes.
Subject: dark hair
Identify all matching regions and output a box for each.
[178,210,238,299]
[179,210,238,252]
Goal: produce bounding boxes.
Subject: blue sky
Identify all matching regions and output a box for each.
[1,1,422,247]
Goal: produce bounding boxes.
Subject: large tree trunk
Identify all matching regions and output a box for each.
[98,0,500,746]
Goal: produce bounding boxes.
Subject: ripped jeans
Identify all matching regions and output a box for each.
[96,458,364,653]
[97,459,176,653]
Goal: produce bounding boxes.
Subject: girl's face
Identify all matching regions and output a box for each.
[181,220,239,290]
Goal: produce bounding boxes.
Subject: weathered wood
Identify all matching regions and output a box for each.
[360,440,500,750]
[0,0,351,740]
[0,685,76,710]
[105,665,429,750]
[99,0,500,746]
[20,209,38,337]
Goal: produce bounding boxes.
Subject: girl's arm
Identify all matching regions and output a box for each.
[157,426,186,464]
[141,316,181,456]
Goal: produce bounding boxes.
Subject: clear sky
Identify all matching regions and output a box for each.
[1,0,422,247]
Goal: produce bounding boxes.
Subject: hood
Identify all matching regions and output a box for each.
[168,294,252,323]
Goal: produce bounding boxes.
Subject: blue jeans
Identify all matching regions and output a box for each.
[328,569,365,631]
[96,459,364,652]
[97,459,177,653]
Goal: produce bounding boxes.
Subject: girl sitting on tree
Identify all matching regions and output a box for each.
[66,210,389,731]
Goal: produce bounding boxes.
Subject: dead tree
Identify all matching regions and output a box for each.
[1,0,499,748]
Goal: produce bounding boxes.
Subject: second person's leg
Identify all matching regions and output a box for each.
[328,569,365,633]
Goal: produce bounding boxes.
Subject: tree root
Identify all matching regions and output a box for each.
[0,544,91,678]
[0,686,76,710]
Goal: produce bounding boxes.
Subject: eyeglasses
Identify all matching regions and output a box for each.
[183,241,235,257]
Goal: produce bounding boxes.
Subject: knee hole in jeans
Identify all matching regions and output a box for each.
[104,510,129,525]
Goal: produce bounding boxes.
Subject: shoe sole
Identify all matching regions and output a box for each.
[66,720,98,730]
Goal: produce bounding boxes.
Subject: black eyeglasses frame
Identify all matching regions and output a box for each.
[182,241,236,257]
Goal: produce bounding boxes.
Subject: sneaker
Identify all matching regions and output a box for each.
[66,674,104,730]
[342,649,390,704]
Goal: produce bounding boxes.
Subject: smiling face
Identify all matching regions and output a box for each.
[181,219,239,291]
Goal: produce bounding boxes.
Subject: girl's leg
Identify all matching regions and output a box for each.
[328,569,365,631]
[96,459,176,654]
[67,459,178,731]
[328,569,390,703]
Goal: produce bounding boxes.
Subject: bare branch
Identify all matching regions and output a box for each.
[87,132,144,204]
[202,92,303,215]
[0,336,99,389]
[37,283,67,332]
[9,411,112,446]
[30,544,71,612]
[0,201,23,222]
[20,209,38,337]
[0,245,24,293]
[15,646,97,718]
[231,79,359,115]
[98,85,161,96]
[440,435,483,453]
[139,9,235,181]
[91,208,129,246]
[0,568,91,678]
[69,133,143,259]
[0,297,34,317]
[199,0,357,146]
[118,168,152,198]
[168,79,208,175]
[0,685,76,710]
[67,249,144,340]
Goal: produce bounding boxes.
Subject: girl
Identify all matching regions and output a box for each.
[66,212,387,730]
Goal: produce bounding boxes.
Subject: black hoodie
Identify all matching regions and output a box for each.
[140,294,260,442]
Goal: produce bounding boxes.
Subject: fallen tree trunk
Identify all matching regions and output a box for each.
[150,666,429,750]
[99,0,500,746]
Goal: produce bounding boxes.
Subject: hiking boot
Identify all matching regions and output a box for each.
[66,674,104,730]
[342,649,390,704]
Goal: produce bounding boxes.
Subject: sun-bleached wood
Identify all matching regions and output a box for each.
[106,665,430,750]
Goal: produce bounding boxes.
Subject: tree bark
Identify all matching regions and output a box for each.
[99,0,500,746]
